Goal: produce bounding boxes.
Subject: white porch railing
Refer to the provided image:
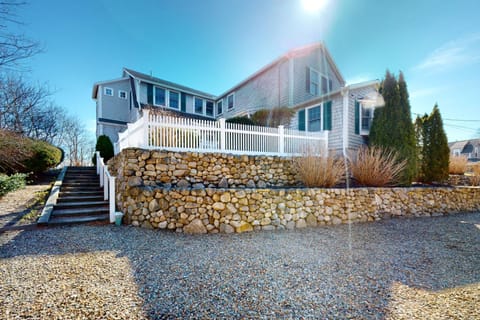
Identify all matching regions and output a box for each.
[96,151,116,223]
[115,109,328,156]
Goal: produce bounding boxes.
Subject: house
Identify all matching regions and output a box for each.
[449,139,480,161]
[92,42,382,154]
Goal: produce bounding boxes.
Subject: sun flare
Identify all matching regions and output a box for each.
[301,0,328,13]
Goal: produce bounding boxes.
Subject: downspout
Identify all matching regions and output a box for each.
[341,86,349,158]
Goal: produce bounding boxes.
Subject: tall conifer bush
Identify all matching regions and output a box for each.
[369,71,417,185]
[419,105,450,182]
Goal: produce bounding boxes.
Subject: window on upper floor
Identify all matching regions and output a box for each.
[154,86,166,106]
[217,100,223,115]
[309,68,319,95]
[118,90,127,99]
[206,100,214,117]
[104,87,113,96]
[227,93,235,110]
[321,76,333,94]
[194,97,204,114]
[169,90,179,109]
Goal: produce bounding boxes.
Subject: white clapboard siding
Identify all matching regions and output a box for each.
[114,109,328,156]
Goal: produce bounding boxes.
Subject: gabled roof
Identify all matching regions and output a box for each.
[217,42,346,99]
[449,139,480,152]
[123,68,216,99]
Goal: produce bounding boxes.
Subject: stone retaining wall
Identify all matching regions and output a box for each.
[119,185,480,234]
[109,148,299,189]
[110,148,480,234]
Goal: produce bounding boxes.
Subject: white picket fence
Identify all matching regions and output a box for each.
[115,109,328,156]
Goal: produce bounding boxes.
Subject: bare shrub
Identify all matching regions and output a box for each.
[293,147,345,187]
[449,155,468,175]
[350,146,407,187]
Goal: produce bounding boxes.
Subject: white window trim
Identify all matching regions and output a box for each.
[205,100,214,117]
[217,100,223,116]
[309,67,320,96]
[118,90,127,99]
[104,87,113,96]
[194,96,204,115]
[168,90,180,110]
[154,86,166,107]
[309,67,332,96]
[305,103,324,132]
[227,93,235,110]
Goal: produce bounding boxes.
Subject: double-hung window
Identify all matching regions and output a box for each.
[227,93,234,110]
[308,106,321,132]
[217,100,223,115]
[169,91,179,109]
[206,100,214,117]
[154,87,166,106]
[194,97,204,114]
[321,76,333,94]
[309,68,319,96]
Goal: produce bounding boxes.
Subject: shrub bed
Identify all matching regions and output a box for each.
[0,173,27,197]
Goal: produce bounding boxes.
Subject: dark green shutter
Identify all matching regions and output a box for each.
[323,100,332,130]
[305,67,310,93]
[147,84,153,104]
[298,109,306,131]
[180,93,186,112]
[354,101,360,134]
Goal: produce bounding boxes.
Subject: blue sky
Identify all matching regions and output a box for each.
[17,0,480,141]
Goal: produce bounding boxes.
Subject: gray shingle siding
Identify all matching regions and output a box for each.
[220,59,290,118]
[99,80,131,123]
[292,47,342,105]
[348,86,377,150]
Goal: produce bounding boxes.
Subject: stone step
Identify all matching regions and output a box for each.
[60,190,103,196]
[48,214,109,225]
[60,186,103,192]
[54,201,109,209]
[62,182,101,188]
[52,207,109,216]
[57,195,105,203]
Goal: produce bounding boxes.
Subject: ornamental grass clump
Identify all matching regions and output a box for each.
[471,164,480,186]
[350,146,407,187]
[449,155,468,175]
[293,148,345,187]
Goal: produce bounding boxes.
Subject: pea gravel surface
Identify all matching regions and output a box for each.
[1,213,479,319]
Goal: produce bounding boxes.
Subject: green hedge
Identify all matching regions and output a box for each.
[0,173,27,197]
[23,140,62,174]
[0,130,62,175]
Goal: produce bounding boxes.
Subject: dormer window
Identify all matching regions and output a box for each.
[154,87,166,106]
[169,91,179,109]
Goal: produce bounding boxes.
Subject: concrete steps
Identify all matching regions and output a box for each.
[47,166,110,226]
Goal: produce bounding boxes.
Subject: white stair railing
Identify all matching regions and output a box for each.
[96,151,116,223]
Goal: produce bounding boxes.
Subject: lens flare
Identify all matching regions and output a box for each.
[301,0,328,13]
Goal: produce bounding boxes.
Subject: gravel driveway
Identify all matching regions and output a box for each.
[1,213,479,319]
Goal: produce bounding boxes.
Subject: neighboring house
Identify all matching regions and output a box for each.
[92,42,382,154]
[449,139,480,161]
